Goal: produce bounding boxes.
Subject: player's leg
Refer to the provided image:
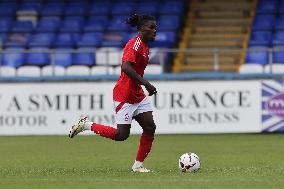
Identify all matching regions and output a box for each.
[91,122,131,141]
[69,102,135,141]
[132,111,156,172]
[90,121,118,140]
[134,111,156,136]
[113,124,131,141]
[132,97,156,172]
[69,115,131,141]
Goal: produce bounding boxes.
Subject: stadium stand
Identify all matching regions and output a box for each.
[41,65,65,76]
[26,47,50,67]
[145,64,163,74]
[170,0,284,74]
[239,0,284,74]
[28,33,55,48]
[249,31,272,46]
[273,46,284,63]
[66,65,90,76]
[245,46,268,65]
[96,47,123,66]
[35,17,61,32]
[6,0,284,76]
[5,32,31,48]
[173,0,255,73]
[2,47,25,68]
[0,0,186,77]
[239,63,263,74]
[52,48,73,67]
[91,65,110,75]
[0,66,16,77]
[264,63,284,74]
[17,65,41,77]
[73,47,96,66]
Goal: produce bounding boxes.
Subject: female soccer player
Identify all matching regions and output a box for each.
[69,14,157,173]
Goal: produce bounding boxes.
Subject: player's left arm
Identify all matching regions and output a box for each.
[122,61,157,96]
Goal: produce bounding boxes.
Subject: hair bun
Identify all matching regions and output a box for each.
[127,14,139,27]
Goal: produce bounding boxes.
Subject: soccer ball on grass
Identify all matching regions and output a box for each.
[178,152,201,173]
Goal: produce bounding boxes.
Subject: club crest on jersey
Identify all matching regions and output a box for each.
[124,113,129,121]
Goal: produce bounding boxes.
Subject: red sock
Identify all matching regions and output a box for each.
[135,133,154,162]
[91,123,116,140]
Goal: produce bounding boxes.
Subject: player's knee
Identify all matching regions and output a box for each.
[144,123,156,135]
[115,125,130,141]
[115,133,129,141]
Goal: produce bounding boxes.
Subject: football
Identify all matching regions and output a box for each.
[178,152,201,173]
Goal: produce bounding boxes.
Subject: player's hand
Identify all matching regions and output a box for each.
[145,82,157,96]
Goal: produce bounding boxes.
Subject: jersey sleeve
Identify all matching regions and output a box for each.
[122,39,138,64]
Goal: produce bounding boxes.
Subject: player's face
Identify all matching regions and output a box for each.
[141,20,157,42]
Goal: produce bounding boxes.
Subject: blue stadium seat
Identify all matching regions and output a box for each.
[77,32,102,48]
[151,32,176,48]
[0,18,12,32]
[159,1,184,15]
[252,15,275,31]
[4,33,31,48]
[279,1,284,15]
[107,16,130,32]
[89,2,111,15]
[257,0,278,14]
[40,2,65,16]
[136,2,158,15]
[101,32,127,48]
[73,47,96,66]
[2,48,25,68]
[44,0,66,2]
[60,16,84,33]
[52,48,73,67]
[83,16,108,32]
[36,17,61,32]
[127,29,173,43]
[64,2,88,16]
[274,16,284,30]
[28,33,55,48]
[122,32,136,45]
[114,0,135,2]
[158,15,179,31]
[26,47,50,67]
[272,31,284,45]
[64,15,85,23]
[88,15,109,23]
[149,47,169,65]
[54,33,80,48]
[0,0,17,2]
[249,31,272,46]
[272,46,284,63]
[0,33,7,44]
[19,1,42,12]
[0,3,18,16]
[245,46,268,65]
[111,2,136,15]
[19,2,42,11]
[11,21,33,33]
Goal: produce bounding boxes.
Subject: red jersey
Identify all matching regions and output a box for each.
[113,34,149,104]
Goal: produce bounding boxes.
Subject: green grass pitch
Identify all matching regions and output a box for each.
[0,134,283,189]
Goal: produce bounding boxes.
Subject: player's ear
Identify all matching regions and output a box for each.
[139,24,146,32]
